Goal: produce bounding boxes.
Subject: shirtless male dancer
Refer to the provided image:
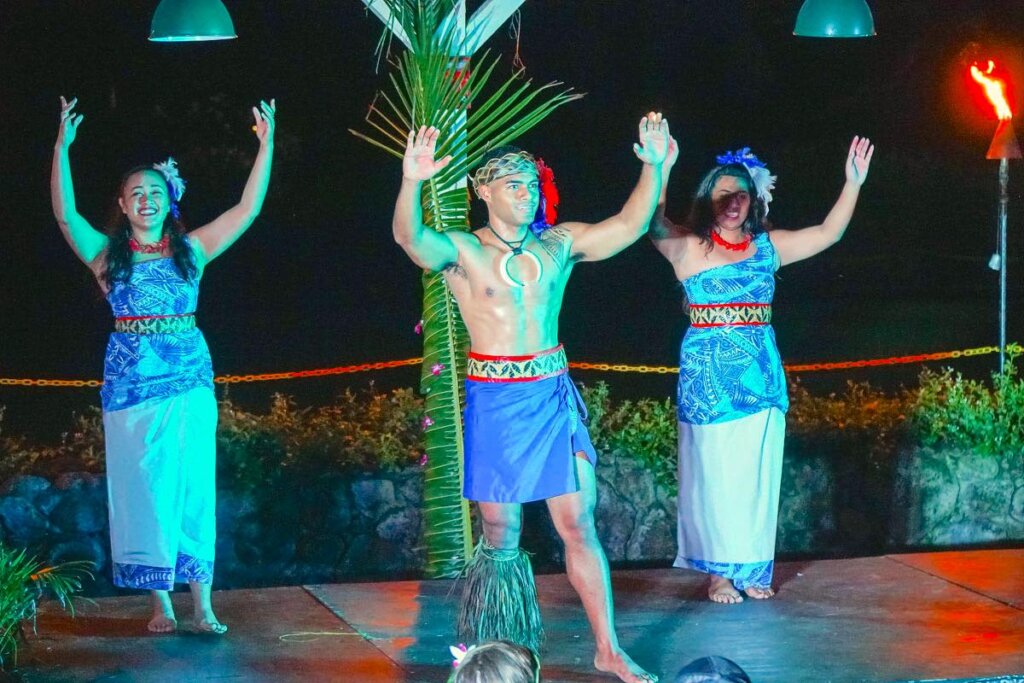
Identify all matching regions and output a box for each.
[392,114,669,683]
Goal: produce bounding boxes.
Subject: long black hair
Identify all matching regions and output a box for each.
[103,165,197,288]
[685,163,770,250]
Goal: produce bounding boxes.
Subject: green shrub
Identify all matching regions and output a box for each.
[581,382,676,488]
[0,407,104,482]
[1,363,1021,490]
[215,387,425,493]
[914,360,1024,456]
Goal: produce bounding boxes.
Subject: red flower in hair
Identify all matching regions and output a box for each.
[535,158,559,226]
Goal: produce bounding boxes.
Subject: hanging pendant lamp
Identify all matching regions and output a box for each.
[149,0,237,42]
[793,0,876,38]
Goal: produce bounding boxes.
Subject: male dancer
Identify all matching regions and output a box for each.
[392,114,669,683]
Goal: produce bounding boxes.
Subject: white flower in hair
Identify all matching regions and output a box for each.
[152,157,187,202]
[716,147,777,215]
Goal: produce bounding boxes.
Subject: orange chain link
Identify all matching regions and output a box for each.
[0,344,1020,387]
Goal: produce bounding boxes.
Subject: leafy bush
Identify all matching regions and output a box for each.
[914,360,1024,456]
[1,363,1021,491]
[216,388,425,494]
[0,407,104,482]
[580,382,676,488]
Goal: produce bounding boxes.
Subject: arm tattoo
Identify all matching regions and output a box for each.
[443,262,467,279]
[538,226,572,264]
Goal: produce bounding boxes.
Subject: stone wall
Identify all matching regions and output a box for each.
[1,445,1020,597]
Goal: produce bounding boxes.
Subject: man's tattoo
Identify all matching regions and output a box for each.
[538,226,571,264]
[485,287,495,298]
[443,263,467,280]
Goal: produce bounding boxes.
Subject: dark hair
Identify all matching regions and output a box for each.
[104,165,197,288]
[686,163,769,250]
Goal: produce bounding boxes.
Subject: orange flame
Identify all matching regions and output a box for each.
[971,60,1013,120]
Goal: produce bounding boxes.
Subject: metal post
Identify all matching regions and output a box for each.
[998,158,1009,372]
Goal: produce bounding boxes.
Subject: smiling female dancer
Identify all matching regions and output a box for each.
[51,95,275,633]
[651,136,873,603]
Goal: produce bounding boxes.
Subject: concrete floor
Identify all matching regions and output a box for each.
[18,549,1024,683]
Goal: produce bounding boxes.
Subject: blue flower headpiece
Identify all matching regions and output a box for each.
[152,158,186,220]
[715,147,777,215]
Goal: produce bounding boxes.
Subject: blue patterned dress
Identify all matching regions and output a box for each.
[102,257,213,411]
[677,232,788,424]
[673,232,788,590]
[102,250,218,591]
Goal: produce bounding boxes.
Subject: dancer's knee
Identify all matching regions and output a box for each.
[479,505,522,548]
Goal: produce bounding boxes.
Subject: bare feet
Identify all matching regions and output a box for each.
[147,613,177,633]
[193,618,228,635]
[148,590,176,633]
[708,575,743,604]
[595,647,658,682]
[743,585,775,600]
[188,581,227,634]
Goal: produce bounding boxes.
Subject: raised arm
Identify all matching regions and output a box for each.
[648,134,692,265]
[392,126,459,271]
[190,100,276,263]
[561,113,669,262]
[770,136,874,267]
[50,97,108,267]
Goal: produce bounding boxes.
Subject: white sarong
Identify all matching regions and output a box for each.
[674,407,785,590]
[104,386,218,590]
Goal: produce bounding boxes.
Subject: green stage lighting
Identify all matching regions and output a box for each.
[793,0,876,38]
[149,0,237,42]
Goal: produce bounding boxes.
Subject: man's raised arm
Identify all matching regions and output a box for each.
[392,126,459,271]
[560,112,670,263]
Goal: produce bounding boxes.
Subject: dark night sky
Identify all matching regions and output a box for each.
[1,1,1023,436]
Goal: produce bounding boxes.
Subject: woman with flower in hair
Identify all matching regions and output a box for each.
[50,95,275,633]
[651,136,873,603]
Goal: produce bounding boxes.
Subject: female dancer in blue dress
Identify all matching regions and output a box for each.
[651,135,873,603]
[51,95,275,632]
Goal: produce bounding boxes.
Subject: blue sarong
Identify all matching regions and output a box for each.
[463,346,596,503]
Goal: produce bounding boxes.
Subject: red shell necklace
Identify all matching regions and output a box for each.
[710,229,751,252]
[129,234,169,254]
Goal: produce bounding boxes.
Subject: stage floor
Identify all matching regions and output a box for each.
[20,549,1024,682]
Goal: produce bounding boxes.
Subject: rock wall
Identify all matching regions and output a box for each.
[1,445,1020,597]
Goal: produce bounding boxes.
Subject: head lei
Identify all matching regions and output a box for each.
[471,147,559,234]
[151,157,186,219]
[715,147,776,215]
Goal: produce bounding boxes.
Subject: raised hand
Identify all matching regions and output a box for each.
[845,135,874,186]
[633,112,670,166]
[252,99,276,147]
[403,126,452,182]
[56,96,84,149]
[665,135,680,170]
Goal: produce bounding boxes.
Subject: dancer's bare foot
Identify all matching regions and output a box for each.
[595,647,658,682]
[147,613,177,633]
[708,575,743,604]
[193,618,228,635]
[148,590,177,633]
[189,581,227,634]
[743,585,775,600]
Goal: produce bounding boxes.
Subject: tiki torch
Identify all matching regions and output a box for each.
[971,60,1021,372]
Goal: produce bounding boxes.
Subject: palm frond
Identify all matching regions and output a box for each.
[0,544,92,668]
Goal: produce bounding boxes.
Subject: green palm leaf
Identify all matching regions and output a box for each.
[353,0,581,578]
[0,544,92,667]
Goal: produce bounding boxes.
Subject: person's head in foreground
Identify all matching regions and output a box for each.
[674,655,751,683]
[448,640,541,683]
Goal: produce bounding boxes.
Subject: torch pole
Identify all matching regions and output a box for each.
[998,157,1009,372]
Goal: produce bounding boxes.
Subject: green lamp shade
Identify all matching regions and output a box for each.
[794,0,876,38]
[149,0,237,42]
